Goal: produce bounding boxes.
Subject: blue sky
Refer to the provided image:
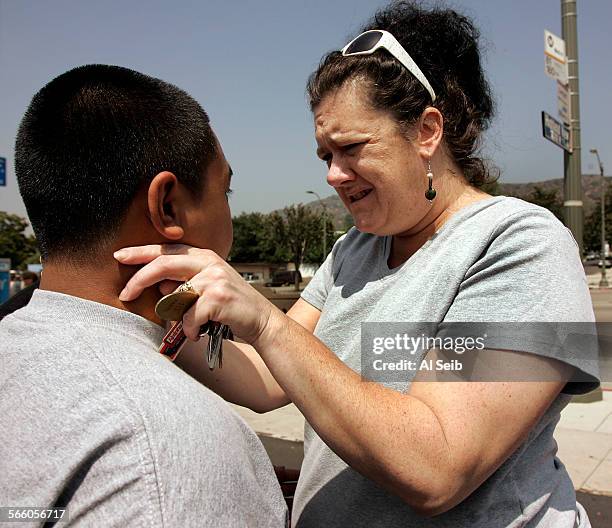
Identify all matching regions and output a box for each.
[1,0,611,221]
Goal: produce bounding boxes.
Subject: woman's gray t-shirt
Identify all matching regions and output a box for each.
[294,196,598,527]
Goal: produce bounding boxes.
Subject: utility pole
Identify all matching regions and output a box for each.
[561,0,584,254]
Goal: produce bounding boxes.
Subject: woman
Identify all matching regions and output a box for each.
[116,2,598,526]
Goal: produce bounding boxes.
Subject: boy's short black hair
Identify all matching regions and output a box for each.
[15,64,217,262]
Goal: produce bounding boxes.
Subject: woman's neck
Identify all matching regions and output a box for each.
[388,184,491,268]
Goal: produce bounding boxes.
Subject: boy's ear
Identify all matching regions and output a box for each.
[147,171,185,240]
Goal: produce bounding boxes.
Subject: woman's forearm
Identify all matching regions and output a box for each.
[253,311,456,515]
[176,310,454,512]
[175,337,290,413]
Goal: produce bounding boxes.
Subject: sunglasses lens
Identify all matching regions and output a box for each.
[345,31,383,54]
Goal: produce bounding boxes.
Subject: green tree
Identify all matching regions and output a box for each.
[0,212,38,270]
[229,208,346,286]
[584,182,612,253]
[524,185,563,221]
[304,217,336,264]
[273,204,320,289]
[229,212,278,263]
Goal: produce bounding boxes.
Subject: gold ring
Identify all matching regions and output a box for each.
[178,280,196,294]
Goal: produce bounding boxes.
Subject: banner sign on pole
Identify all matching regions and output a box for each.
[542,111,571,153]
[557,81,571,125]
[544,29,568,85]
[0,157,6,187]
[0,258,11,303]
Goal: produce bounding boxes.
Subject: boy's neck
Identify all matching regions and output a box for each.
[39,257,164,327]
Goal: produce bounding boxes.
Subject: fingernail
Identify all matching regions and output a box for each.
[118,288,130,301]
[114,250,127,260]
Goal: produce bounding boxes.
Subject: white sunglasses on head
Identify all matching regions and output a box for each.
[341,29,436,103]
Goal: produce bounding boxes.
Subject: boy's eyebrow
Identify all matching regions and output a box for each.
[227,165,233,180]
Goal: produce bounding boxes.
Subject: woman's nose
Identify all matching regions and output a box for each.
[327,158,355,187]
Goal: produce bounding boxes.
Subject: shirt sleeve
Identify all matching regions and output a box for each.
[439,208,599,393]
[300,234,347,311]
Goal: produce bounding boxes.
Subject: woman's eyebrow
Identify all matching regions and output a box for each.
[315,134,348,158]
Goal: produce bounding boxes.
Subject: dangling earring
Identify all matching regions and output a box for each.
[425,159,437,202]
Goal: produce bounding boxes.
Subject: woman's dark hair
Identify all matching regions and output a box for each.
[307,1,496,187]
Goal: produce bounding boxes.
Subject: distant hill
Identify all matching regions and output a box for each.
[497,174,610,217]
[300,194,351,231]
[301,174,611,228]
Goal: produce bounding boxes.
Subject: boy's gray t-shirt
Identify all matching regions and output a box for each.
[0,290,288,527]
[295,196,598,527]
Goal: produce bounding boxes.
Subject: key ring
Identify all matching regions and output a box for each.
[156,279,232,369]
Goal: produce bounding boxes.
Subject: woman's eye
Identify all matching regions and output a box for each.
[320,143,361,167]
[342,142,362,153]
[225,188,234,198]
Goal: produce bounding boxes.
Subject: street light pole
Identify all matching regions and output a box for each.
[307,191,327,261]
[590,149,608,288]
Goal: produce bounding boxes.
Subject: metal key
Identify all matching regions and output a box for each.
[205,322,223,370]
[156,290,232,369]
[201,322,234,370]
